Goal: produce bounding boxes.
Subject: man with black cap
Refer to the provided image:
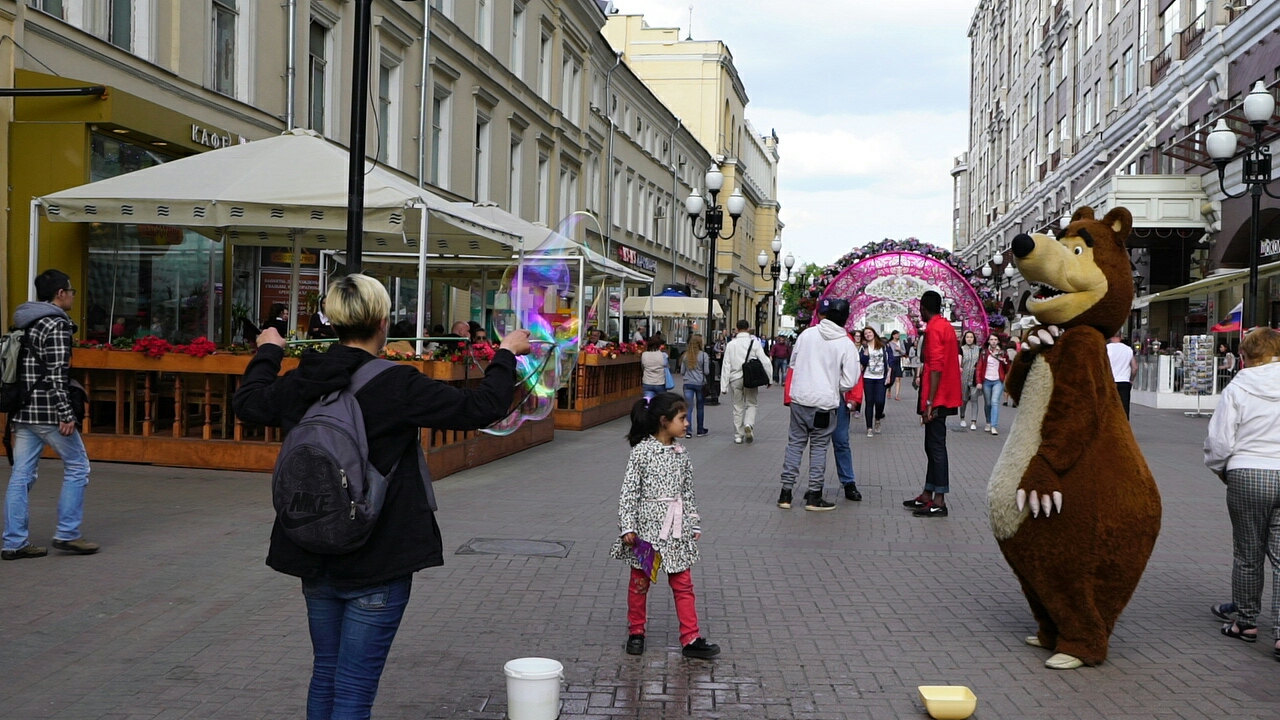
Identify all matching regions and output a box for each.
[777,298,860,511]
[904,290,962,517]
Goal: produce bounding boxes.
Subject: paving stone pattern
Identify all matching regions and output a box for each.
[1,386,1276,719]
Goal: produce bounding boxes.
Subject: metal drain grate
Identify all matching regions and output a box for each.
[456,538,573,558]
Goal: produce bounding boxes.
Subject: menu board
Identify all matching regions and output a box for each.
[259,271,320,334]
[1181,335,1215,396]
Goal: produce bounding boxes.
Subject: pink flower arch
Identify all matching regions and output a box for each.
[815,251,989,339]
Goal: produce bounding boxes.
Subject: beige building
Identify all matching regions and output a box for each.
[960,0,1280,343]
[603,13,783,334]
[0,0,738,342]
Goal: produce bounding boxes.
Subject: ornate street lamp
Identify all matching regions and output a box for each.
[1206,81,1278,329]
[756,237,791,339]
[687,164,745,401]
[983,250,1018,322]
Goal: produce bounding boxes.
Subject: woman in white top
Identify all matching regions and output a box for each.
[858,328,893,437]
[1204,328,1280,661]
[640,336,669,399]
[958,331,982,431]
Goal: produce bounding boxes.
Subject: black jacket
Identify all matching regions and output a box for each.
[232,343,517,586]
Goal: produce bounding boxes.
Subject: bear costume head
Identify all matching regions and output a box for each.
[1010,206,1133,337]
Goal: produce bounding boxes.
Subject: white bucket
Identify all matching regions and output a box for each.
[503,657,563,720]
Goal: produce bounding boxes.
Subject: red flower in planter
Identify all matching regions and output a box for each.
[176,337,217,358]
[132,335,173,359]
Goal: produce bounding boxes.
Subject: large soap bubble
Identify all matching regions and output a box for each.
[482,217,584,436]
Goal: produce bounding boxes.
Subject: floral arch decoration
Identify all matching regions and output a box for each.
[802,239,993,339]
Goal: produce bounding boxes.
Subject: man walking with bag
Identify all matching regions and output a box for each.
[777,299,860,511]
[723,320,772,444]
[3,269,97,560]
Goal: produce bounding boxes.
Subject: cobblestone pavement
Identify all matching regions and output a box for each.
[1,386,1277,719]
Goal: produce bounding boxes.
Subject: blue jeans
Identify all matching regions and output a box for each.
[4,423,91,551]
[862,378,887,429]
[832,402,855,485]
[303,575,413,720]
[683,384,706,432]
[642,383,666,399]
[983,379,1004,428]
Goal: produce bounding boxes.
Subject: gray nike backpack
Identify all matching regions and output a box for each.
[272,359,400,554]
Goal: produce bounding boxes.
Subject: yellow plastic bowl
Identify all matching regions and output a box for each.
[917,685,977,720]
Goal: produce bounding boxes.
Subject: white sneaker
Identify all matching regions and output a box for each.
[867,429,874,437]
[991,427,999,436]
[734,436,744,444]
[970,421,977,431]
[744,426,754,443]
[985,424,991,432]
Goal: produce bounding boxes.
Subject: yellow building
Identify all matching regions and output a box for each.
[603,13,782,334]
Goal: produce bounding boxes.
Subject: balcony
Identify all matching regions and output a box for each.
[1049,150,1061,171]
[1038,162,1047,182]
[1151,44,1173,83]
[1178,13,1206,58]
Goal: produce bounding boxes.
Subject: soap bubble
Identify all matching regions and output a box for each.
[482,216,584,436]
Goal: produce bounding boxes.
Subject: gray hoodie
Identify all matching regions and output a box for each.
[13,301,70,329]
[1205,361,1280,474]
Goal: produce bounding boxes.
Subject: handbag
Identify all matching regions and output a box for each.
[664,366,675,391]
[742,340,771,389]
[783,368,793,406]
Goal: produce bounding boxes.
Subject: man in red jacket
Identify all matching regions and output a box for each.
[904,291,962,517]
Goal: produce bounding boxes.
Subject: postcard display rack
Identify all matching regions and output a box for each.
[1182,335,1214,418]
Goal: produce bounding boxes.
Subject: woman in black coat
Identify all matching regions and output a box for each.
[233,274,530,719]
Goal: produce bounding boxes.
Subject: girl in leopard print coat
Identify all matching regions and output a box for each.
[610,392,721,659]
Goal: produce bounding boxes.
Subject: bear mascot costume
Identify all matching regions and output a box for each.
[988,205,1161,669]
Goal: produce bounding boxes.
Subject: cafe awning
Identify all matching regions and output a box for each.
[37,128,519,256]
[622,295,724,318]
[1135,259,1280,307]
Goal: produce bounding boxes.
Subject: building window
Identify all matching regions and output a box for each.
[509,135,522,216]
[377,58,401,164]
[611,168,622,227]
[211,0,238,96]
[588,157,601,212]
[561,51,582,124]
[108,0,131,50]
[429,0,451,17]
[536,153,550,224]
[430,89,451,187]
[1123,46,1135,97]
[625,176,634,232]
[537,30,552,99]
[26,1,64,19]
[1082,90,1093,134]
[511,3,525,78]
[477,0,492,51]
[1110,62,1121,109]
[1159,3,1179,50]
[474,113,491,201]
[308,21,329,134]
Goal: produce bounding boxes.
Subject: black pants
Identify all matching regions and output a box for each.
[1116,381,1132,418]
[923,413,950,494]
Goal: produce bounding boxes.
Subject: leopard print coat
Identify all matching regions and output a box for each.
[609,436,702,573]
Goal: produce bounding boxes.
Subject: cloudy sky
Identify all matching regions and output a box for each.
[610,0,974,269]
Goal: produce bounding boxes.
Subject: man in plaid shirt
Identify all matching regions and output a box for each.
[3,269,97,560]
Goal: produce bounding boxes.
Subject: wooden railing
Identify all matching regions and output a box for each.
[66,349,550,478]
[554,354,644,430]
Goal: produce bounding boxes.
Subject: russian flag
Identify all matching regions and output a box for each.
[1211,301,1242,333]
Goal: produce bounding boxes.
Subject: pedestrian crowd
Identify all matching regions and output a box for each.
[6,267,1279,720]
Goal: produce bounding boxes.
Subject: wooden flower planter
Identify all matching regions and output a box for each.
[555,354,643,431]
[61,348,541,481]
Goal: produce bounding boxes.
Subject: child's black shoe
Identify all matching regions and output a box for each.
[625,634,645,655]
[681,637,720,659]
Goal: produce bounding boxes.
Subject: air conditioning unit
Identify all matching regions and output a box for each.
[654,205,667,219]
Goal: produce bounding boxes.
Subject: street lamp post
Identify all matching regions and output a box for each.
[757,237,793,340]
[982,251,1018,296]
[1206,81,1278,329]
[345,0,421,275]
[687,165,745,404]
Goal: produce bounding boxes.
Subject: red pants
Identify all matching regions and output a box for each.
[628,568,700,646]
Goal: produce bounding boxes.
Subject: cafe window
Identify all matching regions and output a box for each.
[85,134,225,344]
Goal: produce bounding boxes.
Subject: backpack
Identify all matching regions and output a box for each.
[0,327,35,414]
[272,358,400,555]
[742,340,771,389]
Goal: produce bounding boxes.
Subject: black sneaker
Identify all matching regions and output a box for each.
[903,494,928,509]
[913,502,948,517]
[804,492,836,511]
[1,544,47,561]
[685,432,693,439]
[844,484,862,502]
[696,429,709,437]
[682,637,721,659]
[777,488,792,509]
[625,634,645,655]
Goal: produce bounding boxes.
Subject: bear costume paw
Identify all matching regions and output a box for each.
[1017,455,1065,519]
[1020,325,1061,353]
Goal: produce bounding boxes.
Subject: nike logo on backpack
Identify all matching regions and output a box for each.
[280,491,343,529]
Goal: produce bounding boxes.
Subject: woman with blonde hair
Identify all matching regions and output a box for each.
[234,274,533,716]
[681,334,710,437]
[1205,327,1280,662]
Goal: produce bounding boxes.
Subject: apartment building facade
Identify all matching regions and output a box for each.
[603,14,783,332]
[960,0,1280,342]
[2,0,733,341]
